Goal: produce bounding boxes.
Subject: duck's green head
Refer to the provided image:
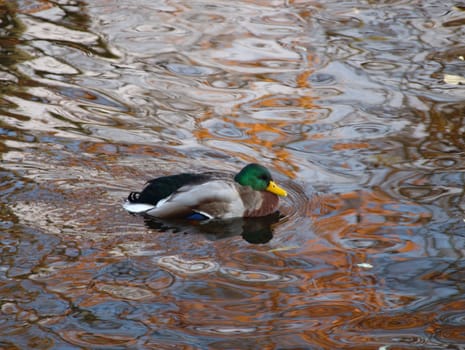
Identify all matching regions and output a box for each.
[234,163,287,196]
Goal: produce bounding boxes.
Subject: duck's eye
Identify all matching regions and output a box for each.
[259,175,269,181]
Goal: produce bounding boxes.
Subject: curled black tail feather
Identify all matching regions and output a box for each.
[128,191,141,202]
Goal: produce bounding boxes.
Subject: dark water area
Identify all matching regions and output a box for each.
[1,0,465,348]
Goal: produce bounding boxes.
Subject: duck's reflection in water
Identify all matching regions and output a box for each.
[143,211,282,244]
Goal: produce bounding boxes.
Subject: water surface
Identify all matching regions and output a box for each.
[1,0,465,348]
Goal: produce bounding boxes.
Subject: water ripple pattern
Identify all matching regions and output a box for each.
[0,0,465,349]
[156,255,219,275]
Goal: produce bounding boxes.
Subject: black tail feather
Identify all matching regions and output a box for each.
[128,191,141,202]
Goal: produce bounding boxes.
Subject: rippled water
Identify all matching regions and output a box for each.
[1,0,465,348]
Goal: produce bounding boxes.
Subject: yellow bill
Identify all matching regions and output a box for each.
[266,181,287,197]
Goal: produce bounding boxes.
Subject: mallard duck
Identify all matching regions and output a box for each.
[123,163,287,220]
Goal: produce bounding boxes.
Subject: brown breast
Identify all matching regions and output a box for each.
[243,190,279,217]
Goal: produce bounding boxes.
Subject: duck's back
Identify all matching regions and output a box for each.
[145,179,245,219]
[128,173,214,206]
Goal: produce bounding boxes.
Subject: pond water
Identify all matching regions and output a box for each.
[1,0,465,348]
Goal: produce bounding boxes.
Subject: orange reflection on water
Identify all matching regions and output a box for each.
[194,90,316,178]
[309,188,431,255]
